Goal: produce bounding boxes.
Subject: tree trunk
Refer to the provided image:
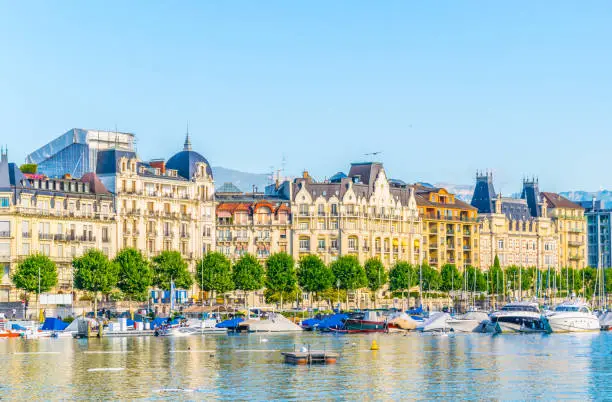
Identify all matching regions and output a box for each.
[94,291,98,322]
[280,292,283,311]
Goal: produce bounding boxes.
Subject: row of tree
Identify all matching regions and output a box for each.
[12,250,612,312]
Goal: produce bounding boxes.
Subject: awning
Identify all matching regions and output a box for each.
[217,211,231,218]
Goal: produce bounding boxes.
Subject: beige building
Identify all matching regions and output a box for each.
[215,183,292,262]
[0,152,116,301]
[541,192,587,269]
[289,162,421,267]
[472,174,558,269]
[97,135,216,271]
[415,185,480,270]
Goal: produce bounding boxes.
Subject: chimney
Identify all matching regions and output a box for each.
[302,170,309,179]
[150,159,166,174]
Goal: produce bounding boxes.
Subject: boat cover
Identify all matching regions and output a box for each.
[41,318,69,331]
[318,313,348,331]
[216,317,244,329]
[11,324,27,331]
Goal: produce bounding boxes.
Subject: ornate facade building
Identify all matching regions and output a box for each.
[289,162,421,267]
[0,151,116,301]
[415,185,480,269]
[96,135,216,265]
[215,182,292,262]
[540,192,587,269]
[472,174,558,270]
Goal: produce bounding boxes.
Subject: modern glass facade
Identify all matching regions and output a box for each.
[583,200,612,268]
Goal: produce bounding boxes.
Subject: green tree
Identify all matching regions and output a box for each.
[12,254,58,316]
[232,253,264,308]
[73,249,119,317]
[488,263,504,295]
[493,255,501,270]
[388,261,415,305]
[195,252,234,304]
[115,248,152,311]
[464,266,487,292]
[439,264,462,292]
[151,251,193,290]
[330,256,367,307]
[19,163,37,174]
[297,255,333,307]
[364,258,387,307]
[265,252,297,309]
[420,264,441,292]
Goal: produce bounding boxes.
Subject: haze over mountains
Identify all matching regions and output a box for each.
[212,167,610,208]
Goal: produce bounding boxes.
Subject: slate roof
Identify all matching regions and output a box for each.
[500,198,532,221]
[81,172,110,194]
[96,149,137,175]
[470,174,496,213]
[166,150,213,180]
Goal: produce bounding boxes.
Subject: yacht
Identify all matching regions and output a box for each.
[417,312,451,332]
[446,311,490,333]
[544,301,600,333]
[484,301,549,333]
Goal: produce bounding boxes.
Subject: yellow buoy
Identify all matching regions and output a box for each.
[370,340,379,350]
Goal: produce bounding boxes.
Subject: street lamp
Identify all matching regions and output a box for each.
[37,264,41,321]
[336,279,340,310]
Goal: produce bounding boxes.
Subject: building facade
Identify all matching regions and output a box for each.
[96,135,216,272]
[0,151,116,301]
[471,173,558,270]
[580,199,611,268]
[290,162,421,267]
[415,185,479,269]
[215,182,292,263]
[541,192,587,269]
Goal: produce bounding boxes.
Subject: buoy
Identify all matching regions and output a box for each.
[370,340,379,350]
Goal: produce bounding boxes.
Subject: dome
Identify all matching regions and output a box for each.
[165,134,213,180]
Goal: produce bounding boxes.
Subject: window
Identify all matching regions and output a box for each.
[0,197,9,208]
[498,240,504,249]
[331,239,338,250]
[40,244,50,256]
[348,237,357,250]
[0,243,9,256]
[57,245,63,258]
[331,204,338,215]
[22,243,30,255]
[299,222,309,230]
[318,239,325,250]
[299,238,310,251]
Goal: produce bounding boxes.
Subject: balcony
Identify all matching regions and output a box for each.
[256,236,271,242]
[569,255,581,261]
[180,232,190,239]
[235,236,249,242]
[568,241,582,247]
[39,233,53,241]
[568,228,583,233]
[0,231,10,238]
[463,230,471,236]
[147,230,158,237]
[463,245,471,250]
[429,258,438,264]
[163,232,174,239]
[446,244,455,250]
[317,247,326,252]
[102,236,110,243]
[348,247,358,253]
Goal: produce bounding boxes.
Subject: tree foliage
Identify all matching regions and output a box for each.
[439,264,462,292]
[12,254,58,296]
[232,253,264,292]
[419,264,440,291]
[388,262,415,292]
[73,249,119,294]
[265,252,297,294]
[364,258,387,292]
[19,163,37,174]
[196,252,234,294]
[151,251,192,290]
[464,266,487,292]
[297,255,333,294]
[330,256,367,291]
[115,248,152,302]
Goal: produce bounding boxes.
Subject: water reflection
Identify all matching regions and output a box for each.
[0,332,610,400]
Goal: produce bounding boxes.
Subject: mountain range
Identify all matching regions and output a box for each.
[212,167,610,208]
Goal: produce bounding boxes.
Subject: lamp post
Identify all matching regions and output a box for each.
[37,264,41,321]
[336,279,340,310]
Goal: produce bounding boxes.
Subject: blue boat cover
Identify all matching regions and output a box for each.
[216,317,244,328]
[12,324,27,331]
[41,318,68,331]
[317,313,348,331]
[301,318,321,328]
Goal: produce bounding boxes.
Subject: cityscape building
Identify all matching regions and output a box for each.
[579,199,611,268]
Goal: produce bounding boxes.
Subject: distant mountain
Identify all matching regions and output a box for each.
[212,166,270,193]
[561,190,612,208]
[434,183,475,202]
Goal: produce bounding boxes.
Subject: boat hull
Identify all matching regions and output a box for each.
[342,319,387,333]
[487,318,549,334]
[446,319,482,333]
[546,315,600,333]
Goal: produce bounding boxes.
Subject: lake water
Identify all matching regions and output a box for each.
[1,332,611,400]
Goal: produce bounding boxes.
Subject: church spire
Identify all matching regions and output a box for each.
[184,123,192,151]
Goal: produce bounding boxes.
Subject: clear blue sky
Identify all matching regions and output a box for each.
[1,1,610,192]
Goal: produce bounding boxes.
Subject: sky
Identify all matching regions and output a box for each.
[0,1,611,193]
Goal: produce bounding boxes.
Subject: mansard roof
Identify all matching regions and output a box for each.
[541,192,584,210]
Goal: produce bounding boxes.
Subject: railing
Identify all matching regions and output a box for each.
[330,247,339,253]
[102,237,110,243]
[568,228,583,233]
[180,233,190,239]
[569,255,581,261]
[568,241,582,247]
[0,231,10,238]
[235,236,249,242]
[463,245,471,250]
[23,232,31,238]
[38,233,53,240]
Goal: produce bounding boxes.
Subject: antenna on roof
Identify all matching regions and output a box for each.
[364,151,382,160]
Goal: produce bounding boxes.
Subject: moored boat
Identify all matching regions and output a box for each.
[484,301,549,333]
[338,311,387,333]
[447,311,489,333]
[544,301,600,333]
[417,312,451,332]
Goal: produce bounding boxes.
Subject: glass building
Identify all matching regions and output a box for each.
[580,199,612,268]
[26,128,135,178]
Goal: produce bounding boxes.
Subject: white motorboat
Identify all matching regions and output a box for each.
[544,301,600,333]
[484,301,549,333]
[446,311,489,333]
[417,312,451,332]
